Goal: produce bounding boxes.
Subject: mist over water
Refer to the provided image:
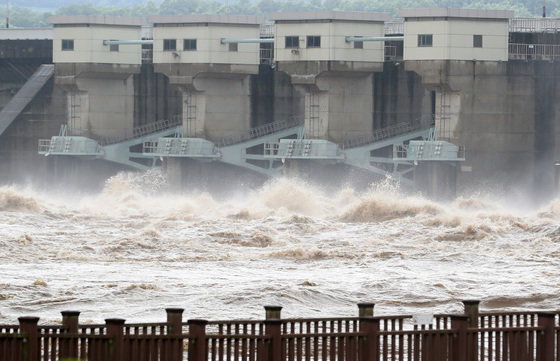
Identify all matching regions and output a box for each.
[0,170,559,324]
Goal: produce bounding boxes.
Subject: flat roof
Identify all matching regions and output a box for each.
[149,14,263,25]
[0,28,53,40]
[399,8,514,20]
[49,15,146,26]
[270,11,390,22]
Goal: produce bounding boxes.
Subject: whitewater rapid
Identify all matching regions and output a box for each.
[0,172,559,324]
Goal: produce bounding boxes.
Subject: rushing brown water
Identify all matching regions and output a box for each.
[1,171,559,324]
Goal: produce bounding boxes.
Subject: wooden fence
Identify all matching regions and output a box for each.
[0,301,558,361]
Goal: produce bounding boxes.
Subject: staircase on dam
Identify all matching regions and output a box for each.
[143,119,464,183]
[0,64,54,136]
[263,122,464,185]
[143,118,305,176]
[38,120,183,171]
[38,117,464,182]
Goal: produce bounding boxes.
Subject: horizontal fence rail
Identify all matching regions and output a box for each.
[1,301,559,361]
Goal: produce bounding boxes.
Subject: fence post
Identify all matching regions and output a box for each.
[264,306,282,361]
[106,318,125,361]
[60,311,80,359]
[358,304,379,361]
[451,315,468,361]
[18,316,39,361]
[357,303,375,318]
[537,312,555,361]
[462,300,479,328]
[265,306,282,321]
[188,319,208,361]
[167,308,184,361]
[167,308,184,335]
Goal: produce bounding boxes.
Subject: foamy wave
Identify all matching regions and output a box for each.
[435,222,496,241]
[268,247,329,260]
[0,186,41,213]
[537,199,560,220]
[342,193,441,222]
[257,178,334,217]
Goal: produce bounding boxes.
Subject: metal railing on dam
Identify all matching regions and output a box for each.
[1,300,558,361]
[343,122,426,149]
[509,43,560,61]
[216,117,304,147]
[95,117,183,146]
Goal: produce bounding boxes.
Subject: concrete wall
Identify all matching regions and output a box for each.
[133,64,172,127]
[177,73,252,141]
[406,59,559,200]
[372,62,432,129]
[152,23,260,66]
[67,76,135,139]
[274,21,385,63]
[53,25,142,64]
[404,19,509,61]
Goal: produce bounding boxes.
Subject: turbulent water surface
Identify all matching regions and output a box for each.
[1,172,559,324]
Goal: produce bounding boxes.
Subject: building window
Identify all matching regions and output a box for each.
[354,38,363,49]
[285,36,299,48]
[183,39,197,51]
[163,39,176,51]
[229,43,238,52]
[418,34,433,47]
[473,35,483,48]
[307,35,321,48]
[109,40,119,52]
[61,39,74,51]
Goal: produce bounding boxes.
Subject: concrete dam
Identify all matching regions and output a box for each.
[0,9,559,200]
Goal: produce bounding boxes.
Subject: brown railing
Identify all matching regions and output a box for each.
[1,301,559,361]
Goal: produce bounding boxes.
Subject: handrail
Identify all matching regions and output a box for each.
[97,117,182,145]
[343,122,426,149]
[217,116,304,147]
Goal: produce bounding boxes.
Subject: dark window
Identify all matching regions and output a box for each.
[307,35,321,48]
[473,35,483,48]
[109,40,119,52]
[354,39,363,49]
[285,36,299,48]
[183,39,197,51]
[418,34,433,47]
[61,39,74,51]
[163,39,176,51]
[229,43,238,52]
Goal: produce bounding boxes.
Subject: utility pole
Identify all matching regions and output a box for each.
[543,0,547,17]
[6,0,8,28]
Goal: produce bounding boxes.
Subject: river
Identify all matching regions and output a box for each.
[0,171,559,324]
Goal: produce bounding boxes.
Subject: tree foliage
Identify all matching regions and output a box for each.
[1,0,555,28]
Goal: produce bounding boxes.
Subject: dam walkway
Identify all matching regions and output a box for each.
[0,300,558,361]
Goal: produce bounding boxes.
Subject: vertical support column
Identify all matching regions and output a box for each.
[357,303,375,318]
[105,318,125,361]
[462,300,479,328]
[451,315,468,361]
[188,319,208,361]
[18,316,39,361]
[167,308,184,361]
[358,304,379,361]
[265,306,282,321]
[166,308,184,335]
[537,312,555,361]
[60,311,80,359]
[264,306,282,361]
